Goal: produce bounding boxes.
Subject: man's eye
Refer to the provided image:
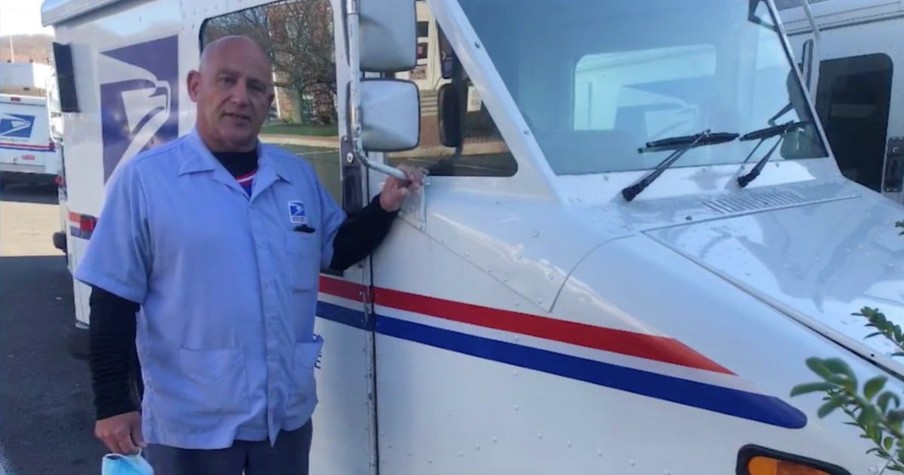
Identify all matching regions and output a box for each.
[219,77,235,86]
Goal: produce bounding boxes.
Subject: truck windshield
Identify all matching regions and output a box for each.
[457,0,829,175]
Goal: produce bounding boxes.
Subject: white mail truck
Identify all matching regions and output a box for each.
[41,0,904,473]
[0,93,62,189]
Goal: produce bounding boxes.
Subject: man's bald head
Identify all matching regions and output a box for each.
[188,35,275,152]
[200,35,272,74]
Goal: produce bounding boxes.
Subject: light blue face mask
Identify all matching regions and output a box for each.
[101,451,154,475]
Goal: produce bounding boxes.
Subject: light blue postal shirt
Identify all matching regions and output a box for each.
[75,128,347,450]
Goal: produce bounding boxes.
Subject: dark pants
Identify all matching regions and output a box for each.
[143,420,313,475]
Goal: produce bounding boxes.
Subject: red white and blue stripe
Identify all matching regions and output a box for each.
[317,276,807,430]
[0,141,55,152]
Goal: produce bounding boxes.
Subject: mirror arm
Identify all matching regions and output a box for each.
[448,54,468,161]
[799,0,821,43]
[799,0,821,92]
[345,0,408,181]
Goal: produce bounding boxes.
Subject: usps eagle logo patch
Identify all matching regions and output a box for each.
[288,201,307,225]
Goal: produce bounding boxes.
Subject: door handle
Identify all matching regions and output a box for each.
[884,137,904,193]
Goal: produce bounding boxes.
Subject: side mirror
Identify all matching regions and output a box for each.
[359,0,417,73]
[438,83,463,148]
[359,79,421,152]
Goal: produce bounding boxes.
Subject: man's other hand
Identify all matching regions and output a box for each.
[379,164,428,213]
[95,411,145,455]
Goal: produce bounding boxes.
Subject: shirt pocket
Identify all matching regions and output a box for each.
[152,347,250,424]
[284,231,319,291]
[288,335,324,411]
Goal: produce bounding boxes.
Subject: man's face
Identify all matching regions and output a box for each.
[188,39,274,152]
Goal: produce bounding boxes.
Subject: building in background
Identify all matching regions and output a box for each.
[0,61,54,96]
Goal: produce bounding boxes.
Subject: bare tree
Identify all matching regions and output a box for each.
[202,7,272,53]
[202,0,337,125]
[266,0,337,125]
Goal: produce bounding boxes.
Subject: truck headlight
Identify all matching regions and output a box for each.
[738,445,850,475]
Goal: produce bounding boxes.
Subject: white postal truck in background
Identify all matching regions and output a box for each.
[778,0,904,207]
[41,0,904,473]
[0,93,62,190]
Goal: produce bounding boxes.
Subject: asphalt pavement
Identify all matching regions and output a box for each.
[0,184,106,475]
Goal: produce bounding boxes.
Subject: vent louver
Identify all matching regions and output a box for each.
[702,190,807,214]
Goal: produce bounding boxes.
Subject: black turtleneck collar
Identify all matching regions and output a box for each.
[213,150,258,178]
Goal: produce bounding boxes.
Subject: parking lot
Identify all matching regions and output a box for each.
[0,184,106,475]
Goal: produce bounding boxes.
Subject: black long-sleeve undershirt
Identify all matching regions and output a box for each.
[89,287,142,420]
[88,150,400,420]
[328,195,399,272]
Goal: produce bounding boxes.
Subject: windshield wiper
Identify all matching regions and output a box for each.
[622,129,740,201]
[736,120,810,188]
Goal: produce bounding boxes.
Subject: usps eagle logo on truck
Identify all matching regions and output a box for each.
[99,35,179,182]
[0,114,35,139]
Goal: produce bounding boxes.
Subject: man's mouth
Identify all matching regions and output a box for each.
[223,112,251,123]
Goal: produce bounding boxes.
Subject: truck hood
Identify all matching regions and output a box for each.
[642,190,904,375]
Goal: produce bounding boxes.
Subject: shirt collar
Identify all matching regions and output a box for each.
[178,128,294,184]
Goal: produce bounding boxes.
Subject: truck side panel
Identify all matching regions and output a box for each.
[51,0,182,329]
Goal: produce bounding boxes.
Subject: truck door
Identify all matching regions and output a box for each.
[365,11,521,472]
[813,54,895,198]
[200,3,378,473]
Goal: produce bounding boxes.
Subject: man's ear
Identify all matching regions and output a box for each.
[187,70,201,102]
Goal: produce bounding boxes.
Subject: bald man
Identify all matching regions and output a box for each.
[75,35,425,474]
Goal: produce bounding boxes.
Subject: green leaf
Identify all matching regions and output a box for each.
[858,406,882,427]
[824,358,857,383]
[791,382,837,397]
[865,423,881,442]
[818,397,845,418]
[886,436,896,451]
[890,416,904,435]
[828,374,856,392]
[878,391,901,412]
[890,410,904,424]
[806,358,834,379]
[865,376,888,401]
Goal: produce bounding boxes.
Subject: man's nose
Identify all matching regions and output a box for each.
[230,80,251,105]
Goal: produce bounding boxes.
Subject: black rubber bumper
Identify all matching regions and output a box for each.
[53,231,67,254]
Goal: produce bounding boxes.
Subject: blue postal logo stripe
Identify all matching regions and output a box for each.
[0,114,35,138]
[288,201,307,224]
[100,35,179,182]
